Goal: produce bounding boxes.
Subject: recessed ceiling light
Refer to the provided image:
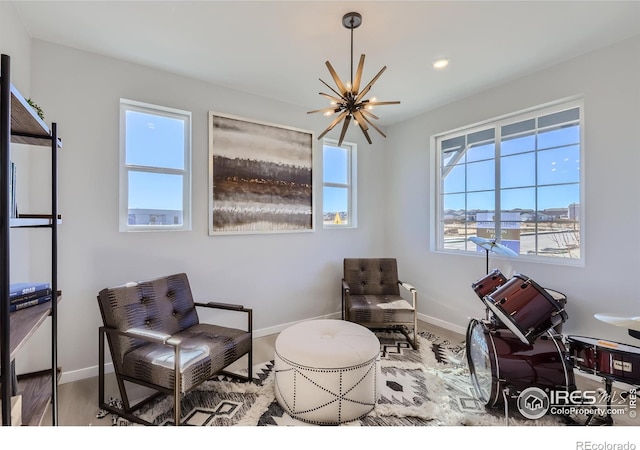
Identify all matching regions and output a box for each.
[433,58,449,69]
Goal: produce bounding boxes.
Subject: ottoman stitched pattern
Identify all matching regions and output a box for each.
[274,319,381,425]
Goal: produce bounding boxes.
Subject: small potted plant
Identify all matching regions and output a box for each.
[26,98,44,121]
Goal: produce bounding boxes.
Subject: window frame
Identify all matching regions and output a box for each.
[434,97,585,266]
[322,138,358,229]
[119,99,192,232]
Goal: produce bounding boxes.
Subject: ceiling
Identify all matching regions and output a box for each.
[10,1,640,126]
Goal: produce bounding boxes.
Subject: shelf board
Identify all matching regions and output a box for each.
[9,84,62,148]
[10,214,62,228]
[0,294,60,361]
[16,368,61,426]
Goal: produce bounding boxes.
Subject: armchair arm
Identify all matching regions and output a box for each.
[398,280,417,309]
[101,326,177,346]
[342,279,350,293]
[194,301,253,333]
[125,328,173,344]
[195,301,247,311]
[399,281,416,293]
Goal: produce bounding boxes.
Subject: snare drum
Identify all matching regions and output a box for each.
[466,318,575,408]
[471,269,508,300]
[567,336,640,385]
[484,274,568,346]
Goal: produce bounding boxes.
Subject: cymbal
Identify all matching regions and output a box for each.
[594,313,640,331]
[468,236,518,256]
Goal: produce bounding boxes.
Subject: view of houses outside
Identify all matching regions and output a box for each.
[443,206,580,258]
[128,208,183,226]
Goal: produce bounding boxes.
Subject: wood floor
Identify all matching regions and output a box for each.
[40,319,639,427]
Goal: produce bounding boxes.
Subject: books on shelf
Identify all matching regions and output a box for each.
[10,287,51,304]
[8,283,55,312]
[10,282,50,299]
[10,294,52,312]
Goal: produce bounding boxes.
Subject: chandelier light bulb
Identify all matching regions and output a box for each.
[433,58,449,69]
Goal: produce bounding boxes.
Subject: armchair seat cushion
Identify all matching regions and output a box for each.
[121,323,251,393]
[347,294,415,324]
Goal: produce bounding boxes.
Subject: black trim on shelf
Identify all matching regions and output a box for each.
[1,52,12,427]
[1,53,60,426]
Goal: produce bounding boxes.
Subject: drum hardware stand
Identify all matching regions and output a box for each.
[502,388,511,425]
[564,352,613,426]
[581,377,615,426]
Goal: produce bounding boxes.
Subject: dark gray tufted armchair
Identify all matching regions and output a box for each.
[342,258,418,349]
[97,273,252,425]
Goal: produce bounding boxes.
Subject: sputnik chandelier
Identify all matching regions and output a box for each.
[308,12,400,146]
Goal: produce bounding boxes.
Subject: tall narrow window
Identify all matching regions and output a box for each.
[436,99,583,264]
[120,99,191,231]
[323,139,357,228]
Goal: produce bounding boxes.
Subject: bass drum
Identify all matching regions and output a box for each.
[466,318,575,407]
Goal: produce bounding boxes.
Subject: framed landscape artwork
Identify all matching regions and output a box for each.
[208,112,314,235]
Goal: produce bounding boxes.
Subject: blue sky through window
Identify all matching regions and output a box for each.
[323,145,349,213]
[442,122,580,213]
[125,110,186,212]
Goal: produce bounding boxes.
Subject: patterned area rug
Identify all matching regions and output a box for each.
[101,330,566,426]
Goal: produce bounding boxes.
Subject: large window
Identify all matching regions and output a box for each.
[120,99,191,231]
[323,139,357,227]
[436,99,583,263]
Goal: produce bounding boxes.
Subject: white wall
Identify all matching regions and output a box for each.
[0,1,32,282]
[385,36,640,346]
[18,40,388,382]
[0,2,30,93]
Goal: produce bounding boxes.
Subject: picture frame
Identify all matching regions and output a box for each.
[208,112,314,235]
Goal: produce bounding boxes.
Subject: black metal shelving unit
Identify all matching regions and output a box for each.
[1,53,61,426]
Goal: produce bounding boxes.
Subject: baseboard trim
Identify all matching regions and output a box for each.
[252,311,342,338]
[417,312,467,336]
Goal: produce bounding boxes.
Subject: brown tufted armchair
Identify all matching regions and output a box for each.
[97,273,252,425]
[342,258,418,349]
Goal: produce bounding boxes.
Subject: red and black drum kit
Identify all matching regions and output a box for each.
[466,268,573,411]
[466,263,640,425]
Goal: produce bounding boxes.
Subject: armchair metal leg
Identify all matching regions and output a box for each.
[174,345,181,426]
[99,327,160,426]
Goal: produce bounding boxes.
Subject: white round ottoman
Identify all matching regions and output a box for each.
[274,319,380,425]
